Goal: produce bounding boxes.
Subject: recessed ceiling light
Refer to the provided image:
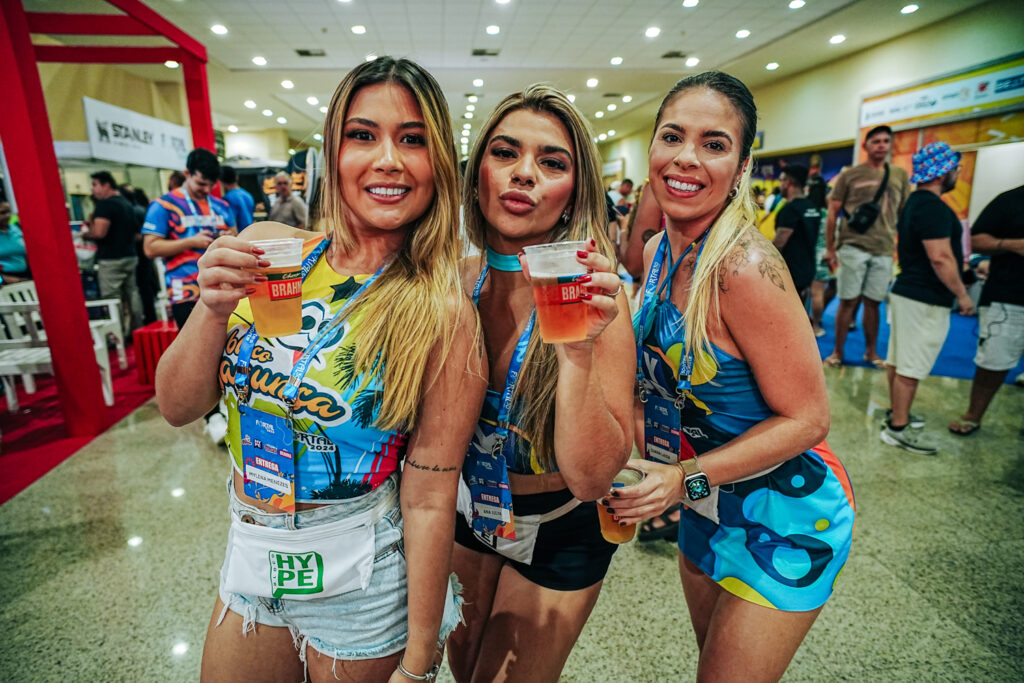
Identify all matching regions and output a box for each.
[461,144,469,153]
[277,117,287,124]
[319,106,328,113]
[607,103,617,111]
[164,60,179,69]
[466,104,475,112]
[622,95,632,103]
[473,78,484,87]
[262,109,273,116]
[685,57,700,67]
[608,130,616,136]
[901,4,919,13]
[461,137,469,144]
[598,133,607,140]
[765,62,780,70]
[338,0,351,3]
[829,34,846,44]
[683,0,699,7]
[486,25,500,35]
[210,24,228,35]
[464,112,473,119]
[595,111,604,118]
[788,0,805,8]
[227,125,238,133]
[568,94,575,102]
[496,0,511,4]
[736,29,751,39]
[365,53,377,62]
[288,148,296,154]
[244,99,256,109]
[351,25,366,34]
[586,78,598,88]
[281,80,294,89]
[307,96,319,105]
[463,123,472,129]
[610,56,623,66]
[645,26,661,38]
[468,95,478,103]
[252,56,267,66]
[313,133,323,141]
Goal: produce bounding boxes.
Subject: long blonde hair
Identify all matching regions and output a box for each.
[463,84,614,469]
[652,72,759,380]
[316,57,462,431]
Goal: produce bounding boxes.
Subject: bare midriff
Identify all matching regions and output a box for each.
[508,470,567,496]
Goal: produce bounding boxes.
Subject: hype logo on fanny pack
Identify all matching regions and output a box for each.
[269,550,325,598]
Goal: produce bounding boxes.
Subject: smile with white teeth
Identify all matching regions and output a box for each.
[368,187,409,196]
[666,178,702,192]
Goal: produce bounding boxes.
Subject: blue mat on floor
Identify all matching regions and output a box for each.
[816,297,1024,384]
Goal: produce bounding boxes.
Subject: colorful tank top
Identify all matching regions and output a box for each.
[221,236,407,501]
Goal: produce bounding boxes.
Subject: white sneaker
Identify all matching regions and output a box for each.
[880,424,937,455]
[204,412,228,447]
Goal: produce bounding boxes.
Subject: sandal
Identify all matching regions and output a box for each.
[948,419,980,436]
[823,354,842,368]
[638,505,680,543]
[864,356,886,369]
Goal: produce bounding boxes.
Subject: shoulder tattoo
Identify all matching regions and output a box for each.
[717,232,787,293]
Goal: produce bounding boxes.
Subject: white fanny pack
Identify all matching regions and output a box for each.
[457,477,580,566]
[222,503,383,601]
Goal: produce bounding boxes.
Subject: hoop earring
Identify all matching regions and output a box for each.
[561,209,571,224]
[728,187,738,199]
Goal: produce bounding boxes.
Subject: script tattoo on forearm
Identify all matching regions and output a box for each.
[405,459,458,472]
[717,234,787,293]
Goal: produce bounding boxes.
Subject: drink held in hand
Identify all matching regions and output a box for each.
[598,467,645,544]
[246,238,304,337]
[522,241,588,343]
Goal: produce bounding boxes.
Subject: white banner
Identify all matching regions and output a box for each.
[83,96,189,169]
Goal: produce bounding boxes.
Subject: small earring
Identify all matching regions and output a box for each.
[728,187,738,199]
[561,209,571,224]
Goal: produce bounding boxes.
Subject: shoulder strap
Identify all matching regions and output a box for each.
[872,163,890,203]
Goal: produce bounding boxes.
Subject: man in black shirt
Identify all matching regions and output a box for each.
[772,164,819,300]
[85,171,143,334]
[881,142,973,455]
[949,184,1024,436]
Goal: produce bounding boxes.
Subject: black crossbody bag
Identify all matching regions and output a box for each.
[846,163,889,234]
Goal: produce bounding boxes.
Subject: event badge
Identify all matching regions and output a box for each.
[466,446,516,540]
[643,395,696,464]
[240,405,296,512]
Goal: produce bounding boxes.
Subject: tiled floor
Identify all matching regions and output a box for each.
[1,366,1021,681]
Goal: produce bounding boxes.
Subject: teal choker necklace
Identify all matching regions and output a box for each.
[486,245,522,272]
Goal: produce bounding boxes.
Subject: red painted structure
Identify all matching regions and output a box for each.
[0,0,214,436]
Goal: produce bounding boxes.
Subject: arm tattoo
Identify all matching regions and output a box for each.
[717,233,787,293]
[405,458,458,473]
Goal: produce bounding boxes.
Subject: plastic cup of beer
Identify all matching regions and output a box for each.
[597,467,645,544]
[246,238,303,337]
[522,240,588,343]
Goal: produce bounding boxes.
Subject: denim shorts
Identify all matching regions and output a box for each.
[217,474,463,661]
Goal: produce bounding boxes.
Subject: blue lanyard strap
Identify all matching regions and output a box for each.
[471,264,536,456]
[234,237,384,408]
[635,229,710,404]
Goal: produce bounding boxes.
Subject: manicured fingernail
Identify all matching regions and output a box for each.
[606,507,615,514]
[518,250,525,257]
[251,247,265,255]
[257,259,271,267]
[576,250,588,258]
[578,274,592,283]
[580,293,592,300]
[618,521,626,526]
[254,275,268,283]
[611,490,620,498]
[589,238,596,248]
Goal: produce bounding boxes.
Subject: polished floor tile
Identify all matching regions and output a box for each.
[1,367,1022,681]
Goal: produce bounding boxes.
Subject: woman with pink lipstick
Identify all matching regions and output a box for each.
[609,71,854,681]
[446,85,635,682]
[155,57,486,683]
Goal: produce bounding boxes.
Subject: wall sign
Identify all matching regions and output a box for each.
[83,96,189,170]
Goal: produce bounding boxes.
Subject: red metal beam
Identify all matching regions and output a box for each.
[182,53,216,154]
[34,45,183,64]
[0,2,110,436]
[105,0,206,62]
[26,12,159,36]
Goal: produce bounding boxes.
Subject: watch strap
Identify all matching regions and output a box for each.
[678,456,701,477]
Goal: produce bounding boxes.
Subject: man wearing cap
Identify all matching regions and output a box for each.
[881,142,974,455]
[824,125,912,367]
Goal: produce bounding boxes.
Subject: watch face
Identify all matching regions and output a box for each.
[685,474,711,501]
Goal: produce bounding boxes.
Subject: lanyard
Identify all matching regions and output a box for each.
[182,187,205,218]
[472,264,536,457]
[233,238,386,409]
[636,229,710,406]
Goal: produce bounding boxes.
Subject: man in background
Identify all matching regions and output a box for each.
[167,170,185,193]
[85,171,144,334]
[949,184,1024,437]
[221,166,255,232]
[772,164,819,303]
[267,172,307,229]
[881,142,973,455]
[608,178,634,216]
[0,202,30,283]
[824,125,912,367]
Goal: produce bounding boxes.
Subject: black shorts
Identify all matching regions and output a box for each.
[454,488,617,591]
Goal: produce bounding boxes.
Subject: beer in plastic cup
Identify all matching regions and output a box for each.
[598,467,645,544]
[246,238,304,337]
[522,241,588,343]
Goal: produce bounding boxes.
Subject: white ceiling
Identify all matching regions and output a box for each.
[25,0,992,151]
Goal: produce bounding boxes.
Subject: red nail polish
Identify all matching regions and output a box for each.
[580,293,592,300]
[251,247,265,255]
[589,238,596,248]
[576,250,588,258]
[518,250,525,257]
[257,259,271,268]
[578,274,592,283]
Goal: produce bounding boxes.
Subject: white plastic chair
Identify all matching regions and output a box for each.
[153,258,170,322]
[0,281,127,369]
[0,301,113,412]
